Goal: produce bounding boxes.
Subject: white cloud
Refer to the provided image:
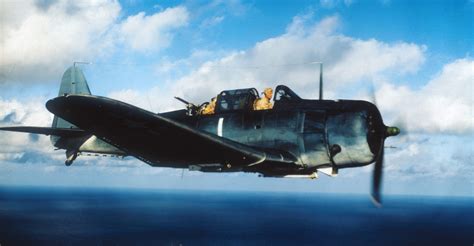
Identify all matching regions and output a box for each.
[142,15,425,106]
[383,134,473,181]
[377,58,473,133]
[328,40,426,83]
[0,97,57,159]
[0,97,52,126]
[120,6,189,52]
[108,89,143,106]
[107,88,159,111]
[0,0,121,83]
[0,1,189,83]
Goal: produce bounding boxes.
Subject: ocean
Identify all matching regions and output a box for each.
[0,187,472,245]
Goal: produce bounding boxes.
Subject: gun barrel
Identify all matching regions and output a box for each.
[174,96,190,105]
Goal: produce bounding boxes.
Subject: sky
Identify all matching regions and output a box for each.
[0,0,472,197]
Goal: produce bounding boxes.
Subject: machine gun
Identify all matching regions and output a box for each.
[174,96,200,116]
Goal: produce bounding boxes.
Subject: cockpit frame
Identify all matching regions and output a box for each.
[215,88,259,113]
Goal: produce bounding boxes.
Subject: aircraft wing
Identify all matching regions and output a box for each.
[46,95,297,167]
[0,126,87,137]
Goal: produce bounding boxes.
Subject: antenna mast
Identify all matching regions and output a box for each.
[319,63,323,100]
[311,62,324,100]
[73,61,91,67]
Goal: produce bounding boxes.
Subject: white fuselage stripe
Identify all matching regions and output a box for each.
[217,117,224,137]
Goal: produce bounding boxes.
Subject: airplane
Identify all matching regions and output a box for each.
[0,65,400,205]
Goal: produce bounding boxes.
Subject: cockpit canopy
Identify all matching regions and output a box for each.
[214,85,302,113]
[215,88,259,113]
[273,85,302,102]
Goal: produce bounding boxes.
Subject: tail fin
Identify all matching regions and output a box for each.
[0,66,119,166]
[51,66,92,149]
[51,66,92,129]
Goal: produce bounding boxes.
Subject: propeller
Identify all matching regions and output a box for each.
[368,83,400,207]
[371,137,385,207]
[371,126,399,207]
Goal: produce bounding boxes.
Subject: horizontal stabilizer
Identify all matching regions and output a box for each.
[0,126,88,137]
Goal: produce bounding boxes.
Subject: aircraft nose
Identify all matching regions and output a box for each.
[385,126,400,137]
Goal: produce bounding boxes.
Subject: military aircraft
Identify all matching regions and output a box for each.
[0,65,399,205]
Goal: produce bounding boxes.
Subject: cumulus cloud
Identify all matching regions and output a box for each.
[0,1,189,84]
[0,97,58,161]
[0,97,52,126]
[383,134,473,181]
[124,15,425,109]
[107,88,157,110]
[0,0,121,83]
[377,58,474,133]
[335,132,473,184]
[120,6,189,52]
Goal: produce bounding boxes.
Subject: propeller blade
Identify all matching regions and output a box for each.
[371,140,384,207]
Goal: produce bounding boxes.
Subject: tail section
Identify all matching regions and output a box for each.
[0,66,92,147]
[0,65,125,166]
[50,66,94,165]
[52,66,92,129]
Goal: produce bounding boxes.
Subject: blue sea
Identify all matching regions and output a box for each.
[0,187,472,245]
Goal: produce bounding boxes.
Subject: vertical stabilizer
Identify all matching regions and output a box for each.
[52,66,91,129]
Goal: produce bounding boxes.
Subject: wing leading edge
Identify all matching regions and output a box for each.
[46,95,297,168]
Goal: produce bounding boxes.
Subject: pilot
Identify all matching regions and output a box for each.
[201,97,217,115]
[254,87,273,110]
